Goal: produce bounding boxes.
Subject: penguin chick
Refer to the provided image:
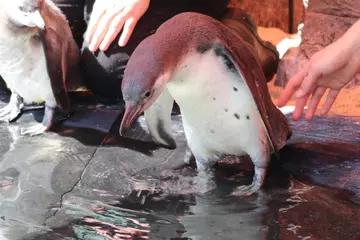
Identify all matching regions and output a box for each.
[119,12,292,196]
[0,0,81,136]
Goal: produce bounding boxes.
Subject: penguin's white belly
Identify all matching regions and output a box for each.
[0,38,56,106]
[167,51,267,161]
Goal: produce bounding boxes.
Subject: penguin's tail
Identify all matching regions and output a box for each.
[277,105,308,115]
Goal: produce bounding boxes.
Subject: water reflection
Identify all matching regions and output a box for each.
[15,163,286,240]
[1,169,358,240]
[73,214,150,239]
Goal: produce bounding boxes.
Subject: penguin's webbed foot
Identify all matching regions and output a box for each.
[0,93,23,122]
[20,123,50,136]
[20,106,54,136]
[230,166,266,196]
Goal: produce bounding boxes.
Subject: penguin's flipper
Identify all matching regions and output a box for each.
[38,0,81,113]
[144,87,177,149]
[220,8,279,82]
[212,41,292,159]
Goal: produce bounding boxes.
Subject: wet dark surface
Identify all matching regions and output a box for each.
[0,92,359,240]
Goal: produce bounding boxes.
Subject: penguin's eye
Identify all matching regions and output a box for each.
[143,91,153,98]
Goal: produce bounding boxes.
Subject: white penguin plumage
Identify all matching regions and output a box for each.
[119,12,292,196]
[167,50,269,168]
[0,0,81,135]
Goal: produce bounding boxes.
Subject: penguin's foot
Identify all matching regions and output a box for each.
[0,93,23,122]
[230,167,266,196]
[20,123,50,136]
[20,106,54,136]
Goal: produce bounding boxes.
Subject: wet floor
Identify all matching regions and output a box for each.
[0,92,359,240]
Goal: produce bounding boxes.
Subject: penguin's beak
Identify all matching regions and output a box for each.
[119,101,143,136]
[29,10,45,30]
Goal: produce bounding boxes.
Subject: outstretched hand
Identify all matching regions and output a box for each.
[277,30,360,121]
[85,0,150,52]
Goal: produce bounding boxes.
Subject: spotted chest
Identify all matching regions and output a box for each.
[166,49,267,160]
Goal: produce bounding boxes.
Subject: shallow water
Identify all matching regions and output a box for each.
[0,95,359,240]
[3,175,359,240]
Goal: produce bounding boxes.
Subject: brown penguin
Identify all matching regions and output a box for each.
[119,12,292,195]
[0,0,81,135]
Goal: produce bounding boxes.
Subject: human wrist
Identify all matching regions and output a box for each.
[341,19,360,53]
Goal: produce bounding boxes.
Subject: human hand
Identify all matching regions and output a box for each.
[85,0,150,52]
[277,34,360,121]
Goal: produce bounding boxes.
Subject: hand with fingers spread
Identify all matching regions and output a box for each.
[277,19,360,121]
[85,0,150,52]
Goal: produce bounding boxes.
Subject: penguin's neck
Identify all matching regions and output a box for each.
[0,4,38,42]
[166,50,229,111]
[0,7,39,55]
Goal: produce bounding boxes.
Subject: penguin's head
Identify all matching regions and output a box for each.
[120,36,172,135]
[7,0,45,29]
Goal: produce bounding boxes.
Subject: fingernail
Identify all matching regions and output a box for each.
[89,44,95,52]
[119,38,125,47]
